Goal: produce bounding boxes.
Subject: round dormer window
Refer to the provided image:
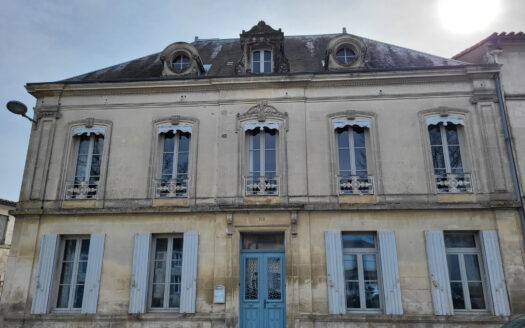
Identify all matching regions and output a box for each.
[336,47,357,65]
[172,55,190,72]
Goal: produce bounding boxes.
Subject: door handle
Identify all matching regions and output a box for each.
[264,299,267,309]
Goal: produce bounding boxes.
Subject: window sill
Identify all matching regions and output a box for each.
[61,199,97,209]
[436,193,476,203]
[243,195,280,205]
[152,198,190,207]
[338,194,378,205]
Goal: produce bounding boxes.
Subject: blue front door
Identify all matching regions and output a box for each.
[240,252,285,328]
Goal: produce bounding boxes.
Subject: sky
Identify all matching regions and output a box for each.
[0,0,524,201]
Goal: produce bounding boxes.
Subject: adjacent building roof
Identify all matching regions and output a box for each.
[0,199,16,208]
[453,32,525,60]
[61,33,468,83]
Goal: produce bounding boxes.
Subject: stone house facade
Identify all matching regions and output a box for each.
[1,22,525,327]
[0,199,16,299]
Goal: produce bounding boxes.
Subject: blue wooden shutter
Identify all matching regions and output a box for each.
[31,234,59,314]
[180,232,199,313]
[324,231,346,314]
[480,230,510,316]
[378,231,403,314]
[424,230,453,315]
[81,233,105,314]
[129,233,151,313]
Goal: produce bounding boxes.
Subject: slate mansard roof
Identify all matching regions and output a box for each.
[62,33,468,83]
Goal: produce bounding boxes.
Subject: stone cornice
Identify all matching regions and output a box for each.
[25,65,500,98]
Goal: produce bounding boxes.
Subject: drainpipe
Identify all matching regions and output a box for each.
[494,73,525,248]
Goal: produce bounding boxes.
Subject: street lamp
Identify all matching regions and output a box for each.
[6,101,37,124]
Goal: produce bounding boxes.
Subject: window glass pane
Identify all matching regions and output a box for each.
[155,238,168,260]
[177,152,189,175]
[56,285,71,308]
[337,129,349,148]
[64,240,77,261]
[344,254,358,280]
[338,149,351,172]
[242,233,284,250]
[264,150,276,174]
[93,136,104,155]
[162,153,174,177]
[444,233,476,248]
[346,281,360,308]
[169,284,181,308]
[342,234,375,248]
[253,51,260,61]
[78,136,91,154]
[77,261,87,285]
[249,150,260,176]
[264,61,271,72]
[464,254,481,281]
[431,146,445,174]
[446,254,461,281]
[445,125,459,145]
[80,239,90,260]
[450,282,465,309]
[151,284,164,308]
[355,148,367,172]
[264,130,276,149]
[153,259,166,284]
[75,155,88,181]
[178,133,190,152]
[428,126,442,145]
[90,155,101,177]
[252,63,260,73]
[163,133,175,153]
[267,257,281,300]
[73,285,84,308]
[353,127,365,147]
[363,254,378,281]
[448,146,463,171]
[60,262,74,284]
[250,131,260,149]
[264,50,272,61]
[365,282,380,309]
[245,258,258,300]
[468,282,486,309]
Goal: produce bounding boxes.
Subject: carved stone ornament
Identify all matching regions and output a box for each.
[235,21,290,74]
[226,213,233,236]
[237,100,288,129]
[290,211,298,236]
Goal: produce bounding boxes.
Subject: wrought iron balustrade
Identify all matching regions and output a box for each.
[65,181,99,200]
[154,177,189,198]
[337,175,374,195]
[435,173,472,193]
[245,176,280,196]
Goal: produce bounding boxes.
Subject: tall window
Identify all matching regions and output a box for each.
[252,50,272,73]
[149,236,183,310]
[335,121,372,194]
[55,237,90,311]
[69,133,104,199]
[246,128,278,195]
[342,233,381,310]
[427,116,471,193]
[155,125,192,198]
[445,232,487,311]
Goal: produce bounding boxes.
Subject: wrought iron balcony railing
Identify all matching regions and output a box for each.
[337,175,374,195]
[154,178,189,198]
[65,181,99,200]
[245,176,279,196]
[435,173,472,193]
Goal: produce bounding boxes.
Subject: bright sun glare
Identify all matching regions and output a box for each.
[438,0,501,34]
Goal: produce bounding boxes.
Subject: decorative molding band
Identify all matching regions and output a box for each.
[470,94,498,104]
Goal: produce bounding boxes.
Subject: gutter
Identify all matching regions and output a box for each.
[494,73,525,248]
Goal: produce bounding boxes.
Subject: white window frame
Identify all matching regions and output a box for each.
[342,233,383,312]
[248,129,278,178]
[147,234,184,312]
[336,126,368,176]
[429,124,464,175]
[159,131,191,180]
[53,236,91,312]
[444,232,489,312]
[251,49,273,73]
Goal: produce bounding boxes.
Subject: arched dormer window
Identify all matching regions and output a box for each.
[161,42,204,76]
[325,33,366,70]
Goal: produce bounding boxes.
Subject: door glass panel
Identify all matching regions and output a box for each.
[346,281,360,308]
[242,233,284,250]
[245,258,258,300]
[267,257,281,300]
